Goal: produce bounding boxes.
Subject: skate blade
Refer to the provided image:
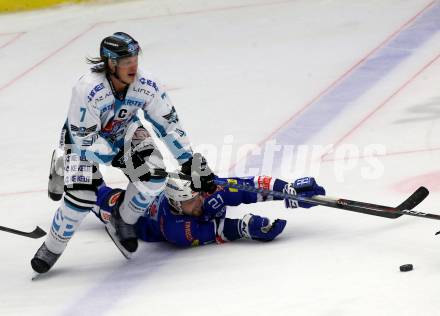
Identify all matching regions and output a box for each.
[105,224,132,260]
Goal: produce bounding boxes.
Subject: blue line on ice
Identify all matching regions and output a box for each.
[245,1,440,172]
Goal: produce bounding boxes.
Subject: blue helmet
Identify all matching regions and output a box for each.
[100,32,140,60]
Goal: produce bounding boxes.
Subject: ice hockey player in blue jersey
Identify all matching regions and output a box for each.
[31,32,217,274]
[94,175,325,249]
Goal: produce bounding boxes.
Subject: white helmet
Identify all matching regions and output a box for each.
[165,176,199,213]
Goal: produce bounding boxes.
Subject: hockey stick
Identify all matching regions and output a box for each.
[0,225,46,239]
[153,170,430,219]
[213,179,430,219]
[302,187,430,219]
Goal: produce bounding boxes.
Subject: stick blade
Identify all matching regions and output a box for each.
[379,186,430,219]
[31,226,47,239]
[0,225,46,238]
[397,186,429,211]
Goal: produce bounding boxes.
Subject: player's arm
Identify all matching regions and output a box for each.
[201,175,325,221]
[209,176,283,206]
[142,84,192,164]
[142,82,217,193]
[281,177,326,208]
[66,83,118,164]
[216,175,326,208]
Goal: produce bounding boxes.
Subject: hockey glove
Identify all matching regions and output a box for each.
[283,177,325,209]
[181,153,217,194]
[241,214,286,242]
[111,140,166,182]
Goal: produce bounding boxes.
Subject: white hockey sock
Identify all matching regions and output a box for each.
[118,182,162,225]
[45,199,91,254]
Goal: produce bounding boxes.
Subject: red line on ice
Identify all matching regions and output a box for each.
[0,0,297,93]
[0,180,126,198]
[321,146,440,163]
[127,0,297,21]
[0,32,25,49]
[321,51,440,161]
[0,2,297,196]
[0,1,436,196]
[228,0,437,172]
[0,23,105,92]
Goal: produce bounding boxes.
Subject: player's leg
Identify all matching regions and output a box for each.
[111,125,167,252]
[31,151,103,273]
[95,186,164,244]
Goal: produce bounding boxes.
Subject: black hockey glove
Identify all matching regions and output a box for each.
[181,153,217,194]
[111,142,165,182]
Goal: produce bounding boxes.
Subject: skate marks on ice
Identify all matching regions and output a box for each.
[56,243,178,316]
[394,97,440,124]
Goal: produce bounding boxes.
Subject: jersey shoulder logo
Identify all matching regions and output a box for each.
[162,106,179,123]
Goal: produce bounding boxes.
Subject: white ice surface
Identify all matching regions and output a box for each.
[0,0,440,315]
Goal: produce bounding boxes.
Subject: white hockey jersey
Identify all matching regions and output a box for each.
[65,70,192,165]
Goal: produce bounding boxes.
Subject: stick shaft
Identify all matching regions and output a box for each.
[154,170,432,220]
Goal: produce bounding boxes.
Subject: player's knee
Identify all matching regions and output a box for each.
[120,125,167,184]
[138,177,167,196]
[63,189,96,213]
[131,126,151,146]
[63,152,103,192]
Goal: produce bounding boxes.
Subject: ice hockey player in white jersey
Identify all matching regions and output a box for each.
[31,32,217,274]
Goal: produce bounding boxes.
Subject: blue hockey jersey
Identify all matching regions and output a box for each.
[135,176,288,246]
